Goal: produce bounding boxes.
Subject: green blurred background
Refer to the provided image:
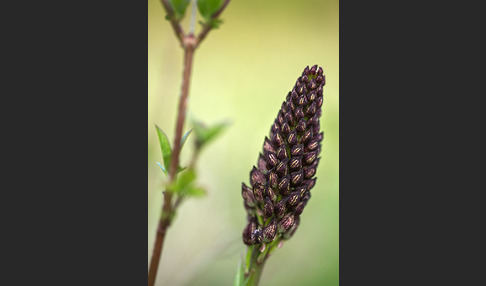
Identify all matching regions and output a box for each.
[148,0,338,285]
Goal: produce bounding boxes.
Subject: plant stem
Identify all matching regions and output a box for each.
[243,247,267,286]
[160,0,185,46]
[149,2,231,284]
[148,37,196,286]
[148,217,170,286]
[239,238,281,286]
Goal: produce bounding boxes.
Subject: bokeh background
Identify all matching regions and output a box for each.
[148,0,338,285]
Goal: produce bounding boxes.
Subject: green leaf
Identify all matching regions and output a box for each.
[193,119,229,149]
[197,0,224,20]
[180,129,193,149]
[186,186,207,197]
[156,162,167,175]
[167,169,196,194]
[233,257,245,286]
[155,125,172,172]
[169,0,191,19]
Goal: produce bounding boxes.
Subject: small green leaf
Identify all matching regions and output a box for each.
[197,0,224,20]
[156,162,167,175]
[186,186,207,197]
[180,129,193,149]
[233,257,244,286]
[155,125,172,172]
[193,119,229,149]
[200,18,223,29]
[167,169,196,194]
[210,18,223,29]
[169,0,191,19]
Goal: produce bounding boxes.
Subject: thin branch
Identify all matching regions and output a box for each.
[196,0,231,48]
[160,0,186,45]
[213,0,231,19]
[148,36,196,286]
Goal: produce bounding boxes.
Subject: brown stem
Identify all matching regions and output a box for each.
[148,217,170,286]
[148,37,196,286]
[169,37,196,180]
[149,1,231,284]
[159,0,185,46]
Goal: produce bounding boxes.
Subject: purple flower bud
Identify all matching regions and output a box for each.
[265,151,278,168]
[297,94,308,106]
[242,183,257,207]
[290,144,304,157]
[295,185,307,198]
[305,101,317,116]
[263,219,277,243]
[290,169,303,186]
[289,156,302,171]
[283,216,300,240]
[281,101,287,113]
[243,219,257,245]
[276,159,289,177]
[300,126,313,144]
[316,85,323,96]
[271,121,280,136]
[276,145,288,160]
[297,84,305,95]
[306,138,319,152]
[278,214,295,233]
[313,124,320,136]
[273,131,285,147]
[263,137,276,153]
[281,121,291,135]
[286,100,296,112]
[267,170,278,188]
[302,66,309,75]
[265,184,277,202]
[307,78,317,90]
[250,166,266,187]
[308,114,319,126]
[275,199,286,218]
[294,202,305,216]
[305,178,317,190]
[253,183,265,203]
[277,112,284,126]
[258,153,267,172]
[303,165,316,179]
[263,197,274,219]
[294,106,305,119]
[303,151,317,165]
[296,118,307,133]
[291,90,298,102]
[284,111,295,126]
[287,191,300,206]
[307,91,317,101]
[287,130,298,146]
[278,175,290,195]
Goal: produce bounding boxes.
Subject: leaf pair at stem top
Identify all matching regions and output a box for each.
[167,0,226,28]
